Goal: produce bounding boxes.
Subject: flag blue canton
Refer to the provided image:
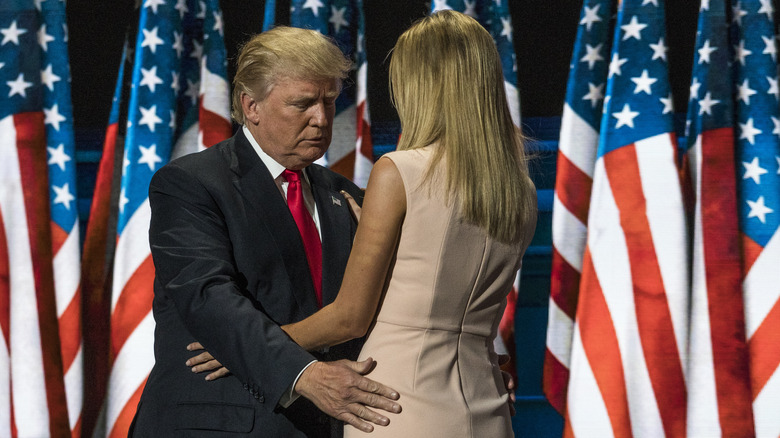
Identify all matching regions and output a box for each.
[117,0,225,234]
[0,1,77,234]
[431,0,518,88]
[599,0,674,158]
[291,0,357,115]
[685,0,733,140]
[565,0,613,130]
[732,0,780,247]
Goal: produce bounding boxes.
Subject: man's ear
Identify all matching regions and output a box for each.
[241,92,261,125]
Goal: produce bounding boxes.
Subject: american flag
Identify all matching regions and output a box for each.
[0,0,77,436]
[683,0,755,435]
[564,0,690,435]
[81,0,231,436]
[430,0,521,370]
[265,0,373,185]
[544,0,613,416]
[730,0,780,435]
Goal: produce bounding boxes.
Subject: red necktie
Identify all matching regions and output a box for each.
[282,169,323,307]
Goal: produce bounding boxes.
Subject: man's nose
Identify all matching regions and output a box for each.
[309,102,328,127]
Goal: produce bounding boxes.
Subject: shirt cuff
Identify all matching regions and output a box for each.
[278,360,318,408]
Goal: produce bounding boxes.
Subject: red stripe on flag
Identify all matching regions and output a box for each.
[542,349,569,415]
[699,127,754,434]
[50,222,68,256]
[107,375,148,438]
[555,153,592,225]
[748,298,780,399]
[110,256,155,360]
[198,100,232,149]
[575,249,633,438]
[14,112,70,436]
[550,248,581,320]
[81,121,119,437]
[357,101,372,159]
[740,233,762,276]
[0,210,9,352]
[604,144,686,438]
[58,287,82,373]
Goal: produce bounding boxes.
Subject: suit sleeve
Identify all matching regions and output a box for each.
[148,161,315,409]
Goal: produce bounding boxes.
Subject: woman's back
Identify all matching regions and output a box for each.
[346,146,535,437]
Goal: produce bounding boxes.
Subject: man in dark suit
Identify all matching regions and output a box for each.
[129,26,400,437]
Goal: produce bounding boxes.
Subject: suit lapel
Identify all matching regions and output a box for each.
[231,131,319,315]
[308,165,354,307]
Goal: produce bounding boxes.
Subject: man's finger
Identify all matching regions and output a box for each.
[186,341,205,351]
[348,403,390,427]
[356,376,401,405]
[205,367,231,381]
[338,412,375,433]
[185,351,215,367]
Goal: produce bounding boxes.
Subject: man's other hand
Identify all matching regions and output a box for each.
[186,341,230,381]
[295,358,401,433]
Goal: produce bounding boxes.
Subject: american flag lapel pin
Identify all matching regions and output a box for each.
[331,195,342,206]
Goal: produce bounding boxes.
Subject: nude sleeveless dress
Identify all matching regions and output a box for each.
[344,147,533,438]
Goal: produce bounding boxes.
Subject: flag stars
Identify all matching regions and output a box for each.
[776,156,780,174]
[1,20,27,45]
[175,0,188,18]
[196,0,206,19]
[734,39,752,65]
[44,104,67,131]
[433,0,452,11]
[701,0,710,10]
[690,77,701,101]
[141,26,164,54]
[171,71,180,94]
[759,0,774,19]
[41,64,61,91]
[642,0,659,5]
[191,40,203,60]
[762,35,777,61]
[613,104,640,129]
[659,93,674,114]
[743,157,768,184]
[52,183,75,210]
[740,118,762,144]
[119,188,129,213]
[773,117,780,136]
[329,6,349,34]
[697,39,716,64]
[139,105,163,132]
[213,11,224,36]
[185,79,199,105]
[767,76,779,99]
[698,92,720,115]
[580,4,602,31]
[732,2,747,26]
[463,0,477,18]
[37,24,54,51]
[173,31,184,57]
[747,196,773,224]
[582,82,604,108]
[500,17,513,42]
[140,65,163,93]
[144,0,166,14]
[138,144,163,171]
[650,37,667,61]
[47,144,71,171]
[303,0,325,17]
[621,16,647,41]
[737,79,757,105]
[608,53,628,77]
[7,73,33,98]
[580,43,604,69]
[631,70,657,94]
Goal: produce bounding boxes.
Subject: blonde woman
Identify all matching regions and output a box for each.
[191,10,536,437]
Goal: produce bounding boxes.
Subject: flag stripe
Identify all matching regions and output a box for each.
[542,349,569,415]
[604,140,686,438]
[110,256,155,359]
[554,153,593,226]
[0,208,12,437]
[574,249,632,438]
[108,376,148,438]
[549,247,580,320]
[748,296,780,398]
[11,112,70,437]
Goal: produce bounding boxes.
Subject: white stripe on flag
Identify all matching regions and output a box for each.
[744,229,780,339]
[635,134,689,377]
[567,324,614,437]
[552,193,587,271]
[545,300,574,366]
[559,104,598,179]
[66,345,84,430]
[754,362,780,437]
[0,115,50,437]
[505,81,520,127]
[54,222,80,317]
[106,312,155,433]
[111,199,152,311]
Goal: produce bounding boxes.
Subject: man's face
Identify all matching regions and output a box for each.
[245,77,339,170]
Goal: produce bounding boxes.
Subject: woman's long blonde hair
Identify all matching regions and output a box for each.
[389,10,535,244]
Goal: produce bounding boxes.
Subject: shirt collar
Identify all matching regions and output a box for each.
[243,125,287,180]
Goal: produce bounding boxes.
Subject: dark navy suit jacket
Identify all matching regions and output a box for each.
[130,129,364,437]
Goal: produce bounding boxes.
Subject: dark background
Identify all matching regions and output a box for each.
[65,0,700,134]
